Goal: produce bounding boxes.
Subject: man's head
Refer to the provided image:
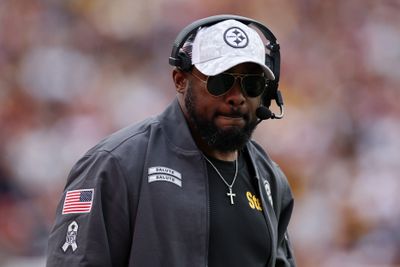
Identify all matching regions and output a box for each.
[172,19,274,153]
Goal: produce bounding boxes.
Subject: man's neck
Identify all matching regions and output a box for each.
[202,148,238,162]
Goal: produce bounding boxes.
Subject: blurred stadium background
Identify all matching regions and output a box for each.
[0,0,399,266]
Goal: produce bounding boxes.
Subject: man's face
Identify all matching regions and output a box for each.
[183,63,263,152]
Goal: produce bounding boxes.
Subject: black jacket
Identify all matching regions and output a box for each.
[46,98,296,267]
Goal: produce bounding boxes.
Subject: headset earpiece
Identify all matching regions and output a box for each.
[176,51,193,72]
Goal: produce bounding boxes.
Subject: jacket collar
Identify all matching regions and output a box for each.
[158,98,200,154]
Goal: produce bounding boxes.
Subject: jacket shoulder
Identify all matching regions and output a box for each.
[87,116,159,155]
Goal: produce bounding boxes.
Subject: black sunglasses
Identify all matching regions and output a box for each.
[190,71,269,97]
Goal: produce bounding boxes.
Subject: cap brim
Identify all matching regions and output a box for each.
[194,56,275,80]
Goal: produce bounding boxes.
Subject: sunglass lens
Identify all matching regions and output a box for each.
[242,76,266,97]
[207,74,235,96]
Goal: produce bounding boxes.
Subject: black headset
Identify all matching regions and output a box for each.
[169,14,284,119]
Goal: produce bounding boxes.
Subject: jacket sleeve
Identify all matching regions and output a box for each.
[276,231,296,267]
[274,165,297,267]
[46,150,132,267]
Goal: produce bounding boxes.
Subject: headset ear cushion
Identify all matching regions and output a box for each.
[262,55,275,107]
[262,81,272,107]
[265,54,274,74]
[177,51,192,72]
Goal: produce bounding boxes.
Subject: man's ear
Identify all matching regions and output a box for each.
[172,68,188,94]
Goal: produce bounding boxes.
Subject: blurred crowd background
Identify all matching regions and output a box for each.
[1,0,399,266]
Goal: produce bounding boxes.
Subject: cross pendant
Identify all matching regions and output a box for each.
[226,187,236,205]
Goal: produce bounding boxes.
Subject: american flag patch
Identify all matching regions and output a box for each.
[62,189,94,215]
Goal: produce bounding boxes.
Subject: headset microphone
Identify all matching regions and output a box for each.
[256,106,273,123]
[256,88,285,124]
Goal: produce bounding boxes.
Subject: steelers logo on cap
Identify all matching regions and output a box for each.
[224,27,249,48]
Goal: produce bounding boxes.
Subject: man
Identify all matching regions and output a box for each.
[47,17,296,267]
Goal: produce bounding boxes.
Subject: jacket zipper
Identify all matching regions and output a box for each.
[204,158,210,267]
[256,174,275,267]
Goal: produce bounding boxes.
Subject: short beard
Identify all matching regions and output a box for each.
[184,82,257,152]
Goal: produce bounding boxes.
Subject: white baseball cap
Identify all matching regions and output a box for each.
[191,19,275,80]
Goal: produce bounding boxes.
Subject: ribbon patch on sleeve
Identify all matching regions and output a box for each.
[62,221,79,252]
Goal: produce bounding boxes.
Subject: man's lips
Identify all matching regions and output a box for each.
[219,115,243,121]
[220,114,243,119]
[217,110,246,118]
[216,113,246,127]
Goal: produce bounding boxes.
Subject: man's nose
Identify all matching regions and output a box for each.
[225,78,245,106]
